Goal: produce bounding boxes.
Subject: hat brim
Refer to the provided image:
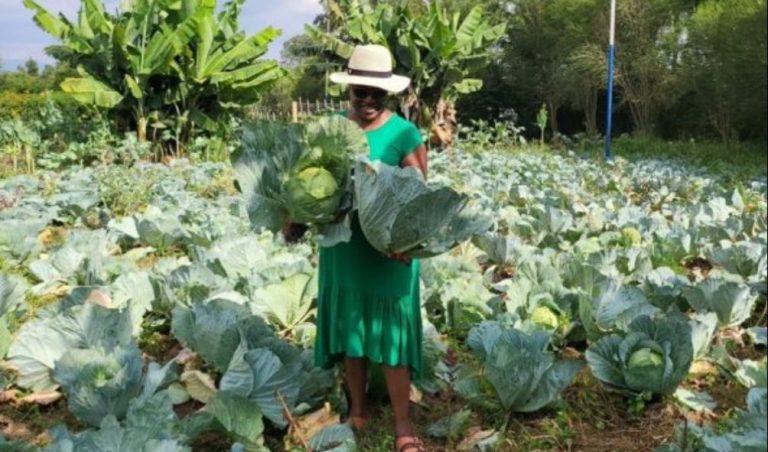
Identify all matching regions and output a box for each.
[329,72,411,94]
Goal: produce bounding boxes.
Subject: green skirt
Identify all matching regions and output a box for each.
[313,213,424,380]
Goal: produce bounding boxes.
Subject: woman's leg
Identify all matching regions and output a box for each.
[344,356,369,427]
[383,365,423,450]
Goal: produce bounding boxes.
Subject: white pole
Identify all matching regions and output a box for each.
[604,0,617,160]
[609,0,616,46]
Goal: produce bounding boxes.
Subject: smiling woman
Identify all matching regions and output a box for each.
[311,44,429,452]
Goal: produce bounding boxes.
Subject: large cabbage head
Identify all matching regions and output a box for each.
[286,167,343,224]
[627,347,665,387]
[586,315,692,396]
[530,306,559,330]
[233,116,366,232]
[628,348,664,369]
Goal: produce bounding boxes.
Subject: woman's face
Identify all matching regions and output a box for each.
[349,85,388,122]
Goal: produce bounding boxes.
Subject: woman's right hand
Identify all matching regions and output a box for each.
[282,221,308,244]
[386,251,412,266]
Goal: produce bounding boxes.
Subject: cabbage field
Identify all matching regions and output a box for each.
[0,148,766,451]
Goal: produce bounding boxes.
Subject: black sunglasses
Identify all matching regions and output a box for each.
[351,86,388,100]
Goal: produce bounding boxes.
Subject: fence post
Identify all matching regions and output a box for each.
[291,101,298,123]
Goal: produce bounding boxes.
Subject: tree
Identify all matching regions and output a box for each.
[306,0,505,148]
[503,0,571,135]
[21,59,40,76]
[556,0,607,137]
[24,0,283,149]
[683,0,767,141]
[612,0,689,136]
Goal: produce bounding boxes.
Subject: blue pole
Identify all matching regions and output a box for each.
[604,44,615,160]
[604,0,616,161]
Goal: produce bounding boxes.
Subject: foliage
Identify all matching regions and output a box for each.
[46,390,193,451]
[53,344,144,426]
[457,112,526,149]
[171,298,252,372]
[0,143,766,448]
[659,388,767,452]
[455,0,766,143]
[7,298,134,391]
[24,0,284,150]
[682,0,768,142]
[306,0,505,148]
[682,278,758,327]
[607,136,768,183]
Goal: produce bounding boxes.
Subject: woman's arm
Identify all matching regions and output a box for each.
[400,143,428,179]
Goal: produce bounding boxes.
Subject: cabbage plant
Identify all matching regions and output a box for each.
[578,280,660,341]
[658,388,766,452]
[7,299,134,391]
[586,315,693,397]
[232,116,366,245]
[1,273,28,358]
[707,239,767,282]
[171,298,253,371]
[682,277,757,327]
[457,322,583,414]
[46,389,191,451]
[53,345,144,426]
[354,157,491,258]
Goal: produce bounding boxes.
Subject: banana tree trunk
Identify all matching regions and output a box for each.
[431,97,456,150]
[137,117,148,143]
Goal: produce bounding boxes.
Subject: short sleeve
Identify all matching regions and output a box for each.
[397,122,424,160]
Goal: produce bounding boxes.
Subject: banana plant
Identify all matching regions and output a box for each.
[306,0,505,149]
[24,0,283,149]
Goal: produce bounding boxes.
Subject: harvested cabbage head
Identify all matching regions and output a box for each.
[232,116,366,244]
[286,167,342,224]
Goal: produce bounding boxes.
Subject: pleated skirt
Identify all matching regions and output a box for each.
[313,214,424,380]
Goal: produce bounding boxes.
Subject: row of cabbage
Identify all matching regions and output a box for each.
[0,146,766,450]
[420,151,766,448]
[0,161,358,451]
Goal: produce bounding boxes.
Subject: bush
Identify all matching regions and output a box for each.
[0,91,82,122]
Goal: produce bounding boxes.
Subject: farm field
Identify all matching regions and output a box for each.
[0,146,765,451]
[1,0,767,450]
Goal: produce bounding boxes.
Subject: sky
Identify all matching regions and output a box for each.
[0,0,322,72]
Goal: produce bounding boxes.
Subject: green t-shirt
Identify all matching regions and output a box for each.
[339,110,423,165]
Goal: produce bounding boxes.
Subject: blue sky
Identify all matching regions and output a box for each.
[0,0,322,71]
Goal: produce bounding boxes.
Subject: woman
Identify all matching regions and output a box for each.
[300,44,428,452]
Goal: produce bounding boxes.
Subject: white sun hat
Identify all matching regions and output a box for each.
[329,44,411,94]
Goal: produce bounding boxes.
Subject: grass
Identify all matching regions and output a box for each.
[590,136,767,183]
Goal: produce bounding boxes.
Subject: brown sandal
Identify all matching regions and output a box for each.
[394,435,427,452]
